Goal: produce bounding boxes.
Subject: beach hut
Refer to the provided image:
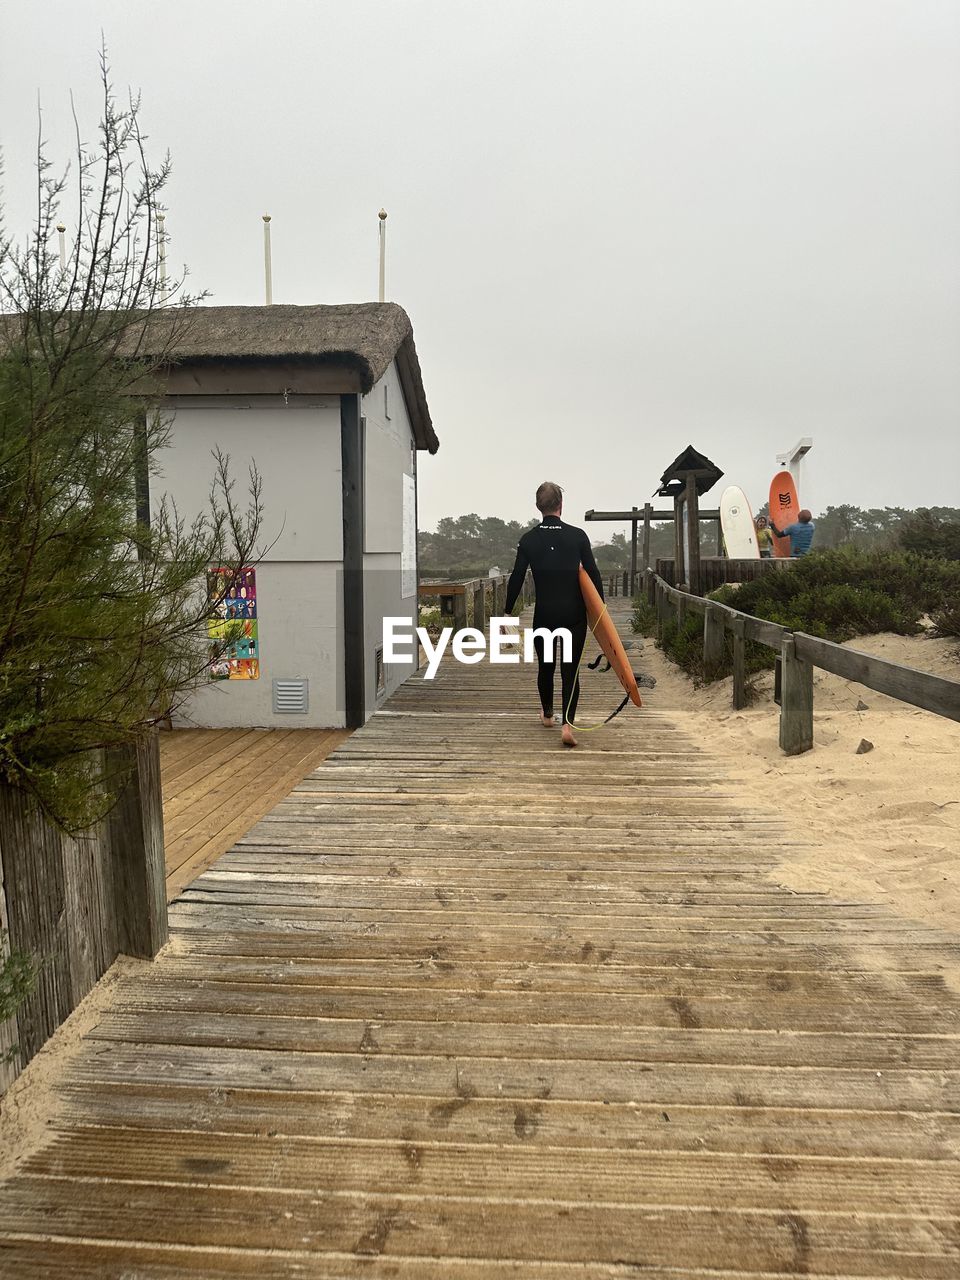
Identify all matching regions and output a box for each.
[151,302,439,728]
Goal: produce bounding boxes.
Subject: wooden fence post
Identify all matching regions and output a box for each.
[779,635,814,755]
[106,732,168,959]
[702,605,725,679]
[642,504,652,590]
[731,618,747,710]
[0,841,22,1090]
[452,590,468,631]
[473,581,485,631]
[655,582,667,643]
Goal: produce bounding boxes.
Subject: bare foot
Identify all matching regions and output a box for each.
[541,712,556,727]
[561,724,577,748]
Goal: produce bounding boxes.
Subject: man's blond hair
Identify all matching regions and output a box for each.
[536,481,563,514]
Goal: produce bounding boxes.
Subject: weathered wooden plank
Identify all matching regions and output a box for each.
[165,901,943,939]
[26,1127,960,1214]
[86,1008,960,1071]
[65,1042,960,1111]
[2,1237,951,1280]
[0,783,70,1062]
[795,630,960,722]
[2,1175,957,1276]
[0,836,22,1091]
[106,734,168,959]
[166,925,960,968]
[156,954,957,1001]
[58,1080,960,1160]
[178,883,889,920]
[730,616,748,710]
[113,974,958,1034]
[779,635,814,756]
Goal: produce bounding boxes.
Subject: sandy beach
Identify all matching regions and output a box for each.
[637,627,960,940]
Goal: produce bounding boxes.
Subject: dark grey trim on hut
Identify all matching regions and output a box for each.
[340,393,366,728]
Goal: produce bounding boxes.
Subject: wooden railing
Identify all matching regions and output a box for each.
[649,572,960,755]
[418,574,521,628]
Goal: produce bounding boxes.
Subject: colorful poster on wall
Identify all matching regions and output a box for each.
[208,566,260,680]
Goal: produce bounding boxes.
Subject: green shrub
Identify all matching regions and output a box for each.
[932,601,960,639]
[898,510,960,561]
[631,598,657,636]
[656,613,774,685]
[724,549,960,638]
[643,547,960,684]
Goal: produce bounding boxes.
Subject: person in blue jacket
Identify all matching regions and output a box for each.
[771,508,816,557]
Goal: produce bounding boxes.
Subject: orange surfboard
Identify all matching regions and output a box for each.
[579,568,642,707]
[769,470,800,558]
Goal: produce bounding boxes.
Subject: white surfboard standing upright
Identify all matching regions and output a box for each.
[719,485,760,559]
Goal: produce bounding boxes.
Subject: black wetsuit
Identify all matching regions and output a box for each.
[504,516,604,725]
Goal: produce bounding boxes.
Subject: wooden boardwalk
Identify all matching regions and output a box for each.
[1,607,959,1277]
[160,728,350,900]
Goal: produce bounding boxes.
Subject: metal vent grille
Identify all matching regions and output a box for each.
[272,678,309,714]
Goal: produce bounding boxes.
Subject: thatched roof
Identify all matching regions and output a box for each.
[151,302,439,453]
[0,301,439,453]
[656,445,723,497]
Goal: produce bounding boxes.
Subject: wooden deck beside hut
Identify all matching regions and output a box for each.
[0,602,958,1276]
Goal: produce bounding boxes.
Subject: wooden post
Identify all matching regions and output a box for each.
[452,589,468,631]
[702,604,725,679]
[731,618,747,710]
[0,784,74,1062]
[685,473,701,597]
[0,840,22,1091]
[473,581,485,631]
[642,503,652,580]
[779,635,814,755]
[622,569,629,597]
[629,506,638,594]
[655,582,667,642]
[673,497,685,587]
[106,733,168,959]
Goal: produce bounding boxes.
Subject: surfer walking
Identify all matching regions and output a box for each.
[504,482,604,748]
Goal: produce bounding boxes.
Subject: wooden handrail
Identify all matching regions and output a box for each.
[647,570,960,753]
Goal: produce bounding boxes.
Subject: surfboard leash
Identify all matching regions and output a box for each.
[563,599,636,732]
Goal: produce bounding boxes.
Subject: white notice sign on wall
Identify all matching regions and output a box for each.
[401,473,416,599]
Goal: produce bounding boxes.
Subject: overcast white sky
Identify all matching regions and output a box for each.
[2,1,958,537]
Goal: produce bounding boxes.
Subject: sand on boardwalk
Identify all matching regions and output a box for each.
[636,627,960,937]
[0,954,153,1180]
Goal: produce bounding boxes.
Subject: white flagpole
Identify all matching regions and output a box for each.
[263,214,273,305]
[378,209,387,302]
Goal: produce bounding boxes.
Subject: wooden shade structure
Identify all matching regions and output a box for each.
[656,446,724,595]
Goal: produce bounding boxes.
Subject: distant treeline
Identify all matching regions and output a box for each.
[419,507,960,580]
